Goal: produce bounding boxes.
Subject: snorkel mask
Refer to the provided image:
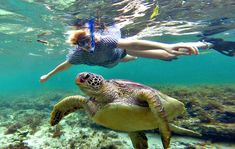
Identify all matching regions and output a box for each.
[88,18,95,53]
[76,18,95,53]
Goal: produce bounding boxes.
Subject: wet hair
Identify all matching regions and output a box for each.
[71,18,87,27]
[67,30,88,45]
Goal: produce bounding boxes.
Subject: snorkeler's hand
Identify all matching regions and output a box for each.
[165,43,199,55]
[40,74,49,83]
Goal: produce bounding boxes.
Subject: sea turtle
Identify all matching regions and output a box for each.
[50,72,200,149]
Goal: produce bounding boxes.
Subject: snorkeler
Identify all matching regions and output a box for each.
[40,19,235,83]
[40,31,198,82]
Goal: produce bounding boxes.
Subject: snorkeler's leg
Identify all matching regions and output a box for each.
[119,54,138,62]
[126,49,177,61]
[117,39,199,55]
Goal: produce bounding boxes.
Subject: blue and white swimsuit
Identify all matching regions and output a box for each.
[66,36,126,68]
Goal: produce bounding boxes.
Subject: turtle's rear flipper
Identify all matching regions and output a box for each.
[202,37,235,56]
[128,131,148,149]
[170,124,201,137]
[50,95,86,126]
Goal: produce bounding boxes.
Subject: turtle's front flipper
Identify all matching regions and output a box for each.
[128,131,148,149]
[50,95,86,126]
[137,90,171,149]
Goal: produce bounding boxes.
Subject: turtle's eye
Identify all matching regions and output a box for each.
[76,73,91,84]
[84,73,90,80]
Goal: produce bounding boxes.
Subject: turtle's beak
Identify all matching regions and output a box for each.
[75,72,90,85]
[75,75,85,85]
[75,77,81,85]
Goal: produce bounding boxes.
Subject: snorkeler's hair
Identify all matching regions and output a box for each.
[67,30,88,45]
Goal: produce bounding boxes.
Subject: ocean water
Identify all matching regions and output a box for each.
[1,0,235,95]
[0,0,235,149]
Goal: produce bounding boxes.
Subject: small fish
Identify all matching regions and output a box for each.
[150,4,159,20]
[28,53,42,57]
[37,39,48,44]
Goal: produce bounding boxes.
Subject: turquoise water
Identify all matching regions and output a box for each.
[1,0,235,96]
[0,0,235,148]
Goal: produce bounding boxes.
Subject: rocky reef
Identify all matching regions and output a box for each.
[0,85,234,148]
[153,84,235,142]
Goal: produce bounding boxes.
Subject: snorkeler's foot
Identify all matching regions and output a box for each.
[202,37,235,56]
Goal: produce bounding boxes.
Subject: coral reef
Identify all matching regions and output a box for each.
[50,124,64,138]
[4,123,22,135]
[153,84,235,141]
[5,143,31,149]
[0,85,234,148]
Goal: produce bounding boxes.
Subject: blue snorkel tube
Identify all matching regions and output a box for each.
[88,18,95,53]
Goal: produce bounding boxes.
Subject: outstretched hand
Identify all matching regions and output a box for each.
[40,74,49,83]
[165,43,199,55]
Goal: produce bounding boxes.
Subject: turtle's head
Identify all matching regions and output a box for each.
[75,72,104,94]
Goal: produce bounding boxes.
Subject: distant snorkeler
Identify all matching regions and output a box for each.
[40,17,234,83]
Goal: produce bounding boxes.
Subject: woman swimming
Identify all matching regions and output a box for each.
[40,20,235,83]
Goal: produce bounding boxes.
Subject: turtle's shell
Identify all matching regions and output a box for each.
[91,80,185,132]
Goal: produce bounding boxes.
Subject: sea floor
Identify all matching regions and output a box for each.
[0,85,234,149]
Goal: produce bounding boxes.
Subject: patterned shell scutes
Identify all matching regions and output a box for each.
[110,79,155,91]
[107,79,155,107]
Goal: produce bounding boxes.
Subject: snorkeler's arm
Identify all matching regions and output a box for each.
[40,60,72,83]
[117,39,199,55]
